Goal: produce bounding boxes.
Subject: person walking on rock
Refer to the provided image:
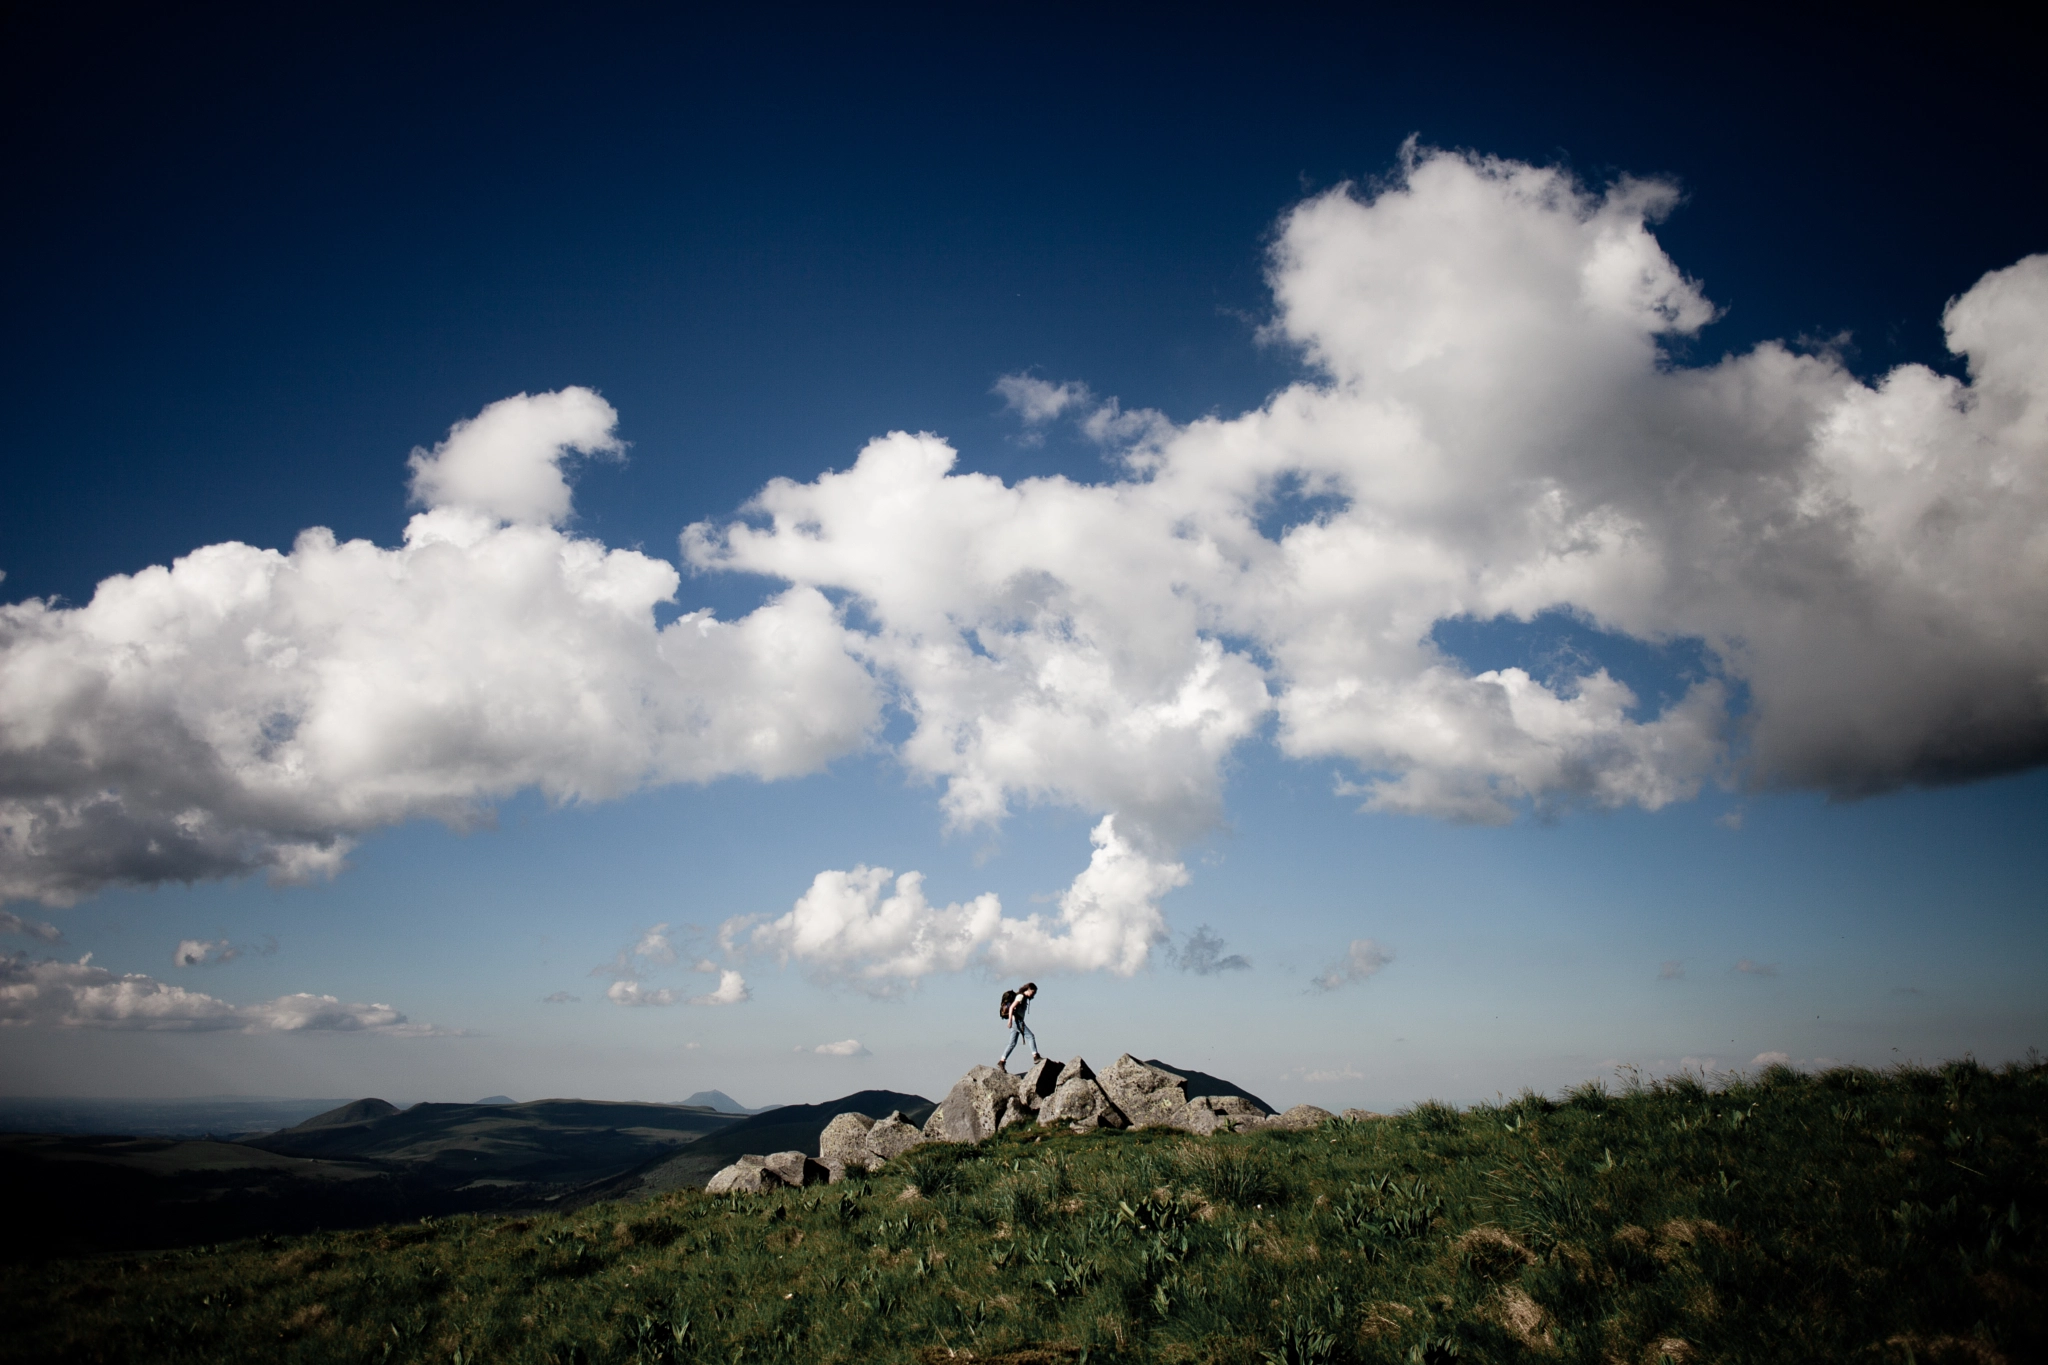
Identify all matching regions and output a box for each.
[999,981,1040,1072]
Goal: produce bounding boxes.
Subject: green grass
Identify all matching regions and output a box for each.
[7,1059,2045,1364]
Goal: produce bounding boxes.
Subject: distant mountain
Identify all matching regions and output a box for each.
[678,1089,779,1115]
[290,1098,401,1130]
[474,1096,515,1105]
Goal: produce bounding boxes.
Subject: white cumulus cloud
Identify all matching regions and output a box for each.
[5,144,2046,1001]
[691,969,750,1006]
[606,981,678,1007]
[0,389,878,907]
[729,815,1183,993]
[0,951,441,1032]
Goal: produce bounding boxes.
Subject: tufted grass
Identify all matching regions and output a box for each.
[5,1057,2045,1364]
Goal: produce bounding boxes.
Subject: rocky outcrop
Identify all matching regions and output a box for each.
[866,1110,926,1161]
[1098,1055,1192,1128]
[1039,1073,1128,1131]
[922,1065,1022,1144]
[1341,1108,1384,1123]
[1173,1093,1267,1135]
[1258,1104,1337,1131]
[763,1151,831,1187]
[1016,1056,1065,1111]
[818,1113,877,1178]
[706,1155,780,1193]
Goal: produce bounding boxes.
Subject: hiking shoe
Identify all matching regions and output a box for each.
[1032,1053,1043,1062]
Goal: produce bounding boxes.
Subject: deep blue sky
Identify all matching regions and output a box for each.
[2,7,2043,1107]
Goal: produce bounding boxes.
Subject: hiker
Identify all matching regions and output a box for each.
[998,981,1040,1071]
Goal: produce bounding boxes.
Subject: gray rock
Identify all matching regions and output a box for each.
[996,1096,1033,1130]
[706,1155,780,1193]
[866,1110,925,1162]
[762,1151,830,1187]
[1340,1108,1385,1123]
[1097,1054,1190,1128]
[1172,1093,1267,1135]
[1260,1104,1337,1131]
[818,1112,878,1172]
[1016,1056,1065,1111]
[1038,1074,1128,1131]
[923,1065,1022,1144]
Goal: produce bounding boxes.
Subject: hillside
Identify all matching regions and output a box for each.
[6,1059,2043,1363]
[4,1098,745,1257]
[616,1089,939,1198]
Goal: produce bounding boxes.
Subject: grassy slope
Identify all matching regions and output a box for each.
[8,1060,2044,1365]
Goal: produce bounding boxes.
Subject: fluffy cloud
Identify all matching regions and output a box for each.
[0,951,439,1032]
[729,815,1183,993]
[541,990,579,1003]
[692,970,751,1006]
[606,981,677,1007]
[6,145,2046,997]
[1750,1051,1793,1069]
[1734,959,1779,977]
[1313,939,1392,992]
[1658,960,1684,980]
[0,390,878,906]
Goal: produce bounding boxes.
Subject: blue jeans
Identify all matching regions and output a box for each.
[1001,1018,1037,1066]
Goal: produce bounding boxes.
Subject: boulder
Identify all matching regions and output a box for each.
[1260,1104,1337,1131]
[706,1155,780,1193]
[818,1112,878,1174]
[1016,1056,1065,1111]
[1098,1054,1191,1128]
[1172,1093,1267,1135]
[1340,1108,1385,1123]
[923,1065,1022,1144]
[997,1096,1033,1130]
[1038,1074,1128,1131]
[763,1151,831,1187]
[865,1110,925,1162]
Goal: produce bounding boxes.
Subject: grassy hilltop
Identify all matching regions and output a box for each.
[7,1060,2044,1365]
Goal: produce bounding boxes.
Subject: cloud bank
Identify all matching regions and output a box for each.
[3,144,2045,994]
[0,952,440,1032]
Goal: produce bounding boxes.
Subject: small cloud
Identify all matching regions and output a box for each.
[812,1038,870,1057]
[593,923,679,981]
[1312,938,1391,992]
[1716,808,1744,830]
[691,969,750,1007]
[994,374,1091,425]
[173,938,238,968]
[1734,959,1779,977]
[683,1041,700,1050]
[1658,959,1684,980]
[607,981,678,1007]
[0,910,64,944]
[1165,925,1250,975]
[1750,1051,1792,1069]
[541,991,580,1004]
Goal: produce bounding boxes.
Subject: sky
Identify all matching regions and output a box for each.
[2,7,2044,1112]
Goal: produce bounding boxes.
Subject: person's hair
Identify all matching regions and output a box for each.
[1021,982,1037,993]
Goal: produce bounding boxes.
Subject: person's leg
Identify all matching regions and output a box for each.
[1001,1023,1025,1067]
[1018,1020,1038,1060]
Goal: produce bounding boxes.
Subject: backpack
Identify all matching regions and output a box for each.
[998,989,1017,1020]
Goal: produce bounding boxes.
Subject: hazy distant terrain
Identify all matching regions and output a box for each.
[0,1096,354,1139]
[2,1095,756,1256]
